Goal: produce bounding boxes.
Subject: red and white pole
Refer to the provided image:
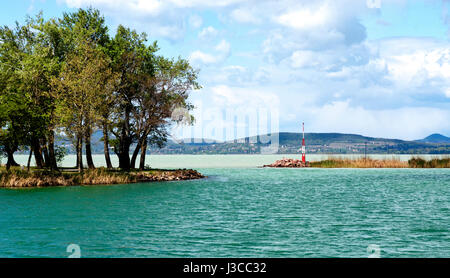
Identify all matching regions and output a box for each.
[302,122,306,164]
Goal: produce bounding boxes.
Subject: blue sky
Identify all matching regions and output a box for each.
[2,0,450,140]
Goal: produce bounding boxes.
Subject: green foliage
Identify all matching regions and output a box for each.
[54,145,67,166]
[408,157,450,168]
[0,8,200,171]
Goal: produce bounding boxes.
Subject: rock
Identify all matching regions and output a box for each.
[135,169,205,182]
[263,158,310,168]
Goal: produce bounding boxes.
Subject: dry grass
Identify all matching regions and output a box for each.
[310,157,408,168]
[0,168,204,188]
[0,173,73,188]
[78,168,133,185]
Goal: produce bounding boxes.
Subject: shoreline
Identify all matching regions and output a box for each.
[263,157,450,168]
[0,168,205,188]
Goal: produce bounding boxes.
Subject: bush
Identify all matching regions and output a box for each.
[55,146,67,167]
[408,157,450,168]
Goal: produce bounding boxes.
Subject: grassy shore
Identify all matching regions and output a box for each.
[309,157,407,168]
[309,156,450,168]
[0,167,205,188]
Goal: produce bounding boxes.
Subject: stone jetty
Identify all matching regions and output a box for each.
[263,158,310,168]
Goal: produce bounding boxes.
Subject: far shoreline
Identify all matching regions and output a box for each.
[263,157,450,169]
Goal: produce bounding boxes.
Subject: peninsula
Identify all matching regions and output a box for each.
[0,168,204,188]
[0,8,205,188]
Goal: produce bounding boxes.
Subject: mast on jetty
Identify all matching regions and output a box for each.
[302,122,306,164]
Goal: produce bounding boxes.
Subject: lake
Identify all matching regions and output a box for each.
[1,154,449,257]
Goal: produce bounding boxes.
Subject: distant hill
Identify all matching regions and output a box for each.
[45,131,449,155]
[417,134,450,144]
[242,132,405,146]
[148,132,450,155]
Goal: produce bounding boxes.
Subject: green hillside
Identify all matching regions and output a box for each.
[32,132,448,155]
[148,132,450,155]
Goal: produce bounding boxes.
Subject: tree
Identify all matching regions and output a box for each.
[0,14,67,171]
[0,20,50,169]
[130,56,199,170]
[108,26,200,170]
[107,25,157,170]
[1,8,200,173]
[0,23,29,169]
[52,41,117,172]
[57,8,111,170]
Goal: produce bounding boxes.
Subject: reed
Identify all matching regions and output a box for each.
[310,157,408,168]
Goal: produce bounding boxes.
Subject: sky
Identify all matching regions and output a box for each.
[1,0,450,140]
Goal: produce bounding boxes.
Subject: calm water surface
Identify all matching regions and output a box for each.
[1,155,449,257]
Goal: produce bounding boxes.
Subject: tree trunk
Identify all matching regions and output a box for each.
[117,105,132,171]
[32,138,44,169]
[42,141,50,168]
[102,122,113,169]
[75,139,79,168]
[118,143,131,171]
[85,128,95,169]
[47,130,58,170]
[5,145,19,168]
[130,138,143,169]
[27,149,33,172]
[117,124,131,170]
[77,135,84,173]
[139,139,148,170]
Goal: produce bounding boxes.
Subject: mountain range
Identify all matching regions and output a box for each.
[416,133,450,144]
[52,132,450,155]
[148,132,450,155]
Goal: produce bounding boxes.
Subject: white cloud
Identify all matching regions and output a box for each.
[305,101,450,140]
[65,0,163,15]
[179,84,281,141]
[275,3,332,30]
[445,88,450,98]
[230,8,261,24]
[198,26,218,40]
[61,0,450,138]
[381,41,450,88]
[211,85,279,107]
[189,40,231,66]
[215,39,231,54]
[189,14,203,29]
[189,51,220,65]
[290,50,315,68]
[64,0,246,12]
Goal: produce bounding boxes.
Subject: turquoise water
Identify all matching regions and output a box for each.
[1,155,449,257]
[8,154,449,169]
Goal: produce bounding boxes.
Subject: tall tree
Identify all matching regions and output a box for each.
[55,8,111,170]
[133,56,199,170]
[108,26,199,170]
[0,17,61,170]
[107,25,157,170]
[52,41,117,171]
[1,8,200,173]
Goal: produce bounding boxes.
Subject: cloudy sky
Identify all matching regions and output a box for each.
[2,0,450,140]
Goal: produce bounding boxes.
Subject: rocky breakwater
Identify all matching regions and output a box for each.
[263,158,310,168]
[135,169,205,182]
